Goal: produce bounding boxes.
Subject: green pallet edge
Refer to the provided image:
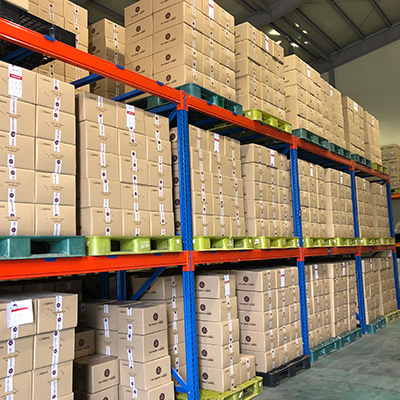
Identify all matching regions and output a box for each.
[193,236,254,251]
[292,128,329,149]
[310,337,341,362]
[243,108,292,133]
[337,328,362,348]
[366,316,387,334]
[253,237,299,249]
[85,236,182,256]
[328,142,352,159]
[176,376,263,400]
[385,310,400,324]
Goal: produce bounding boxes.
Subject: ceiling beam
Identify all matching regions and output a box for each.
[295,9,341,51]
[327,0,366,40]
[279,16,331,61]
[368,0,391,28]
[74,0,124,23]
[236,0,258,13]
[311,23,400,73]
[241,0,308,27]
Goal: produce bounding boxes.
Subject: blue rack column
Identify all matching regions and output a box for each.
[116,270,127,301]
[386,181,400,307]
[289,138,309,355]
[176,92,200,400]
[350,166,367,333]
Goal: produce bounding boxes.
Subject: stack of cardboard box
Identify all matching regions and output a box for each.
[324,168,354,238]
[0,61,77,235]
[381,144,400,190]
[235,22,285,118]
[241,144,294,238]
[361,258,380,324]
[378,256,397,316]
[129,274,187,385]
[298,161,327,238]
[342,96,365,157]
[364,112,382,164]
[356,177,374,238]
[172,127,245,237]
[371,184,390,238]
[89,19,126,98]
[195,274,242,391]
[124,0,236,100]
[236,268,303,374]
[77,93,174,236]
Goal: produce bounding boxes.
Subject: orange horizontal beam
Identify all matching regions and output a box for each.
[0,252,187,281]
[392,194,400,200]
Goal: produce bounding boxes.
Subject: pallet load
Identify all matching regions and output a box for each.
[89,19,125,98]
[171,126,245,241]
[235,22,285,119]
[371,184,390,238]
[77,93,174,238]
[240,144,294,239]
[235,268,303,375]
[361,258,381,324]
[284,55,346,146]
[381,144,400,190]
[0,61,77,236]
[356,177,374,238]
[364,112,382,165]
[124,0,236,100]
[0,292,78,399]
[195,273,245,392]
[324,168,354,239]
[342,96,365,157]
[378,256,397,316]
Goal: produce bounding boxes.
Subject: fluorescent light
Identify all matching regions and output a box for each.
[291,42,299,48]
[295,22,300,28]
[304,41,309,45]
[268,29,280,36]
[303,29,308,34]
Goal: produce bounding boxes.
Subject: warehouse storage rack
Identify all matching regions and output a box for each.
[0,17,399,400]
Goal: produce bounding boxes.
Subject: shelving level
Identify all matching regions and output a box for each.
[0,14,398,400]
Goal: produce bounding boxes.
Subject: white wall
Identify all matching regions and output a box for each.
[324,39,400,146]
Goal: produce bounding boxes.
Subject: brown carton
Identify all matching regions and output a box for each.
[0,130,34,170]
[0,370,31,399]
[89,19,125,43]
[79,207,122,236]
[79,150,119,181]
[79,121,118,154]
[33,328,74,369]
[196,296,238,322]
[0,336,33,378]
[116,103,145,133]
[149,211,174,236]
[75,327,95,359]
[199,363,240,392]
[0,62,36,104]
[129,275,183,300]
[119,381,174,400]
[117,330,168,363]
[74,355,119,393]
[125,16,153,42]
[121,183,148,209]
[76,92,117,127]
[126,36,153,65]
[64,0,88,26]
[0,167,34,203]
[75,386,118,400]
[198,341,240,368]
[125,0,152,26]
[125,56,153,78]
[122,209,150,236]
[236,290,277,312]
[144,112,170,141]
[117,302,167,335]
[197,318,239,346]
[0,202,34,235]
[238,309,278,331]
[119,355,171,390]
[0,95,35,137]
[35,204,76,236]
[240,329,278,352]
[35,172,75,206]
[79,178,121,209]
[195,274,236,299]
[154,65,204,87]
[234,269,277,292]
[239,354,256,383]
[96,329,118,357]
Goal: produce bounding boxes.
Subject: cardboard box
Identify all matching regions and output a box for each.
[236,290,277,312]
[0,95,35,137]
[119,355,171,390]
[79,121,118,154]
[75,386,118,400]
[239,354,256,383]
[196,296,238,322]
[119,381,174,400]
[79,207,122,236]
[74,355,119,393]
[125,0,152,26]
[89,19,124,43]
[118,330,168,363]
[0,370,31,399]
[240,329,279,353]
[76,92,117,127]
[195,274,236,299]
[96,329,118,357]
[125,56,153,78]
[79,178,121,209]
[122,209,150,236]
[238,309,278,331]
[234,269,278,292]
[0,167,34,203]
[35,204,76,236]
[0,130,34,170]
[129,275,183,300]
[197,318,239,346]
[125,15,153,42]
[144,111,169,141]
[64,0,88,26]
[198,341,240,368]
[125,35,153,65]
[121,182,148,209]
[75,327,95,359]
[35,172,75,206]
[199,363,240,392]
[33,328,74,369]
[154,65,204,87]
[79,150,119,182]
[0,201,34,235]
[117,302,167,335]
[35,138,75,175]
[0,335,33,378]
[116,103,145,133]
[0,62,36,104]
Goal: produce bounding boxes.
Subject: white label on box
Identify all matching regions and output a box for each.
[7,154,15,169]
[354,102,358,112]
[100,142,106,154]
[55,159,62,174]
[100,151,106,167]
[9,221,17,236]
[105,208,111,223]
[126,105,136,129]
[7,340,14,355]
[8,65,22,99]
[104,318,109,337]
[213,133,220,153]
[97,96,104,108]
[7,300,33,328]
[5,376,12,393]
[158,155,163,173]
[103,179,109,193]
[103,199,109,210]
[9,98,17,115]
[7,357,14,377]
[159,180,164,197]
[9,120,16,146]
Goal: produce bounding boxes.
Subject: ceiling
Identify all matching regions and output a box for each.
[75,0,400,78]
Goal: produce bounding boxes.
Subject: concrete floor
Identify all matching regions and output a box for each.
[258,320,400,400]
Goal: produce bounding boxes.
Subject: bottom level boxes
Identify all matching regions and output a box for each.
[75,386,119,399]
[32,360,73,400]
[75,327,95,359]
[119,381,175,400]
[0,336,33,378]
[198,341,240,369]
[239,354,256,384]
[0,370,32,400]
[246,350,279,373]
[199,363,240,392]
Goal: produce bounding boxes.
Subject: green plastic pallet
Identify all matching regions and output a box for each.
[176,376,263,400]
[329,237,358,247]
[130,83,243,115]
[366,316,386,334]
[372,162,387,174]
[385,310,400,324]
[303,237,330,248]
[351,153,372,168]
[193,236,254,251]
[328,142,351,159]
[310,337,341,362]
[0,236,85,259]
[85,236,182,256]
[243,109,292,133]
[270,237,299,249]
[338,328,362,348]
[292,129,329,150]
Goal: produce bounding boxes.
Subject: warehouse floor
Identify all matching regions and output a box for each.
[259,320,400,400]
